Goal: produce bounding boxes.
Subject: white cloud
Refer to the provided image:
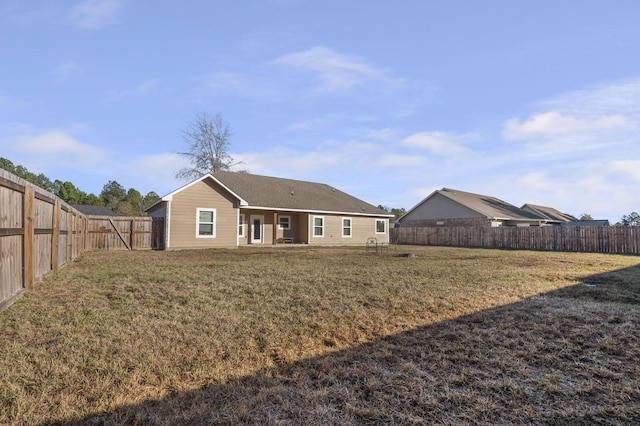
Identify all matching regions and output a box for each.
[607,160,640,184]
[236,137,393,179]
[502,111,630,140]
[0,91,26,108]
[206,72,249,94]
[52,60,84,82]
[273,46,399,93]
[379,153,427,168]
[284,114,376,134]
[238,144,348,177]
[13,130,108,160]
[402,131,476,157]
[108,78,162,101]
[365,128,397,141]
[70,0,123,29]
[115,153,190,195]
[203,71,281,101]
[1,127,110,174]
[542,78,640,119]
[496,78,640,170]
[0,127,188,196]
[285,116,338,132]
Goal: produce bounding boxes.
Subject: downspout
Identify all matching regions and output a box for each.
[236,207,240,247]
[273,212,278,245]
[165,200,171,249]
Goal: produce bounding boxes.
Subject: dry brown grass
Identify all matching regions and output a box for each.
[1,246,639,425]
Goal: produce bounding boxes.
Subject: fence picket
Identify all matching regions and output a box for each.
[391,225,640,255]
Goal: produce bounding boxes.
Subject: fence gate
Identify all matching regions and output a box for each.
[152,217,165,250]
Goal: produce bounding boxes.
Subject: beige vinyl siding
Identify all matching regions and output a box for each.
[405,192,482,221]
[239,209,276,245]
[353,216,388,244]
[297,213,309,244]
[308,214,388,245]
[169,180,238,249]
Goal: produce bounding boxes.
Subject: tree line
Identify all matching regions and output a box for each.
[580,212,640,226]
[0,157,159,217]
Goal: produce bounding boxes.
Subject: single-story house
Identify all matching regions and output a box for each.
[396,187,565,228]
[145,171,393,249]
[71,205,119,216]
[562,219,610,227]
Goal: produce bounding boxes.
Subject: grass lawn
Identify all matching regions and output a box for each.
[1,246,639,425]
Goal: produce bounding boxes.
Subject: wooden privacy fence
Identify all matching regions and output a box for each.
[0,169,158,312]
[391,225,640,255]
[86,216,161,251]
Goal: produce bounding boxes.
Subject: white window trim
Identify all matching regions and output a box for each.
[342,217,352,238]
[375,219,387,235]
[313,216,324,237]
[196,208,216,238]
[278,215,291,230]
[238,214,246,237]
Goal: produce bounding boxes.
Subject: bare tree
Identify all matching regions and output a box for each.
[175,112,242,180]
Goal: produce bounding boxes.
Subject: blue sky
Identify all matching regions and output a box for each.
[1,1,639,222]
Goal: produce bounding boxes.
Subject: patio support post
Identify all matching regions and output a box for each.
[273,212,278,244]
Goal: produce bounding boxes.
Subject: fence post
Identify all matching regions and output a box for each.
[67,211,73,263]
[52,198,60,274]
[76,214,81,254]
[130,219,135,250]
[84,216,88,252]
[23,187,35,291]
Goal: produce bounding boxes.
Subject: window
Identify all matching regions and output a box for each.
[375,219,386,234]
[342,217,352,237]
[238,214,245,237]
[278,215,291,230]
[197,208,216,238]
[313,216,324,237]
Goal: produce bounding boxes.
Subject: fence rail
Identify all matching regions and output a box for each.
[391,225,640,255]
[0,169,157,312]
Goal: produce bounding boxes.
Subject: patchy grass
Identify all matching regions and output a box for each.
[1,246,639,425]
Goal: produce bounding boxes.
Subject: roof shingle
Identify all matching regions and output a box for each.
[212,171,389,216]
[438,188,542,221]
[71,205,119,216]
[521,204,576,222]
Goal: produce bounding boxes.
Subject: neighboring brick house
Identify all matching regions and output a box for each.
[397,188,568,228]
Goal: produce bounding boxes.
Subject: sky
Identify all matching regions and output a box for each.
[1,0,639,222]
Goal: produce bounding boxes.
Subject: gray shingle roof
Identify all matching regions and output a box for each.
[212,171,389,216]
[521,204,576,222]
[562,219,610,227]
[71,205,119,216]
[438,188,542,221]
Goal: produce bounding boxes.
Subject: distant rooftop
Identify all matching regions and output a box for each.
[521,204,576,223]
[437,188,543,221]
[562,219,610,227]
[72,205,119,216]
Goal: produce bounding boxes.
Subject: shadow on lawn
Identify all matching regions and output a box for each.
[48,265,640,425]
